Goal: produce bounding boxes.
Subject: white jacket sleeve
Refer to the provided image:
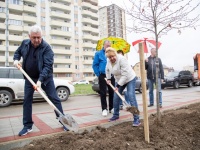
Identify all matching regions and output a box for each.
[106,61,112,80]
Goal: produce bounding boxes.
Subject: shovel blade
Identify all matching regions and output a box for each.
[58,114,79,132]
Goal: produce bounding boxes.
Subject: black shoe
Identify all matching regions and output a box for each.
[120,105,123,110]
[148,104,154,107]
[160,105,162,108]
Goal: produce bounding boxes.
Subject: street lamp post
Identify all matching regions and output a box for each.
[5,0,9,67]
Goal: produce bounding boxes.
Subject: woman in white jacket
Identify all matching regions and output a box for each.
[105,47,140,126]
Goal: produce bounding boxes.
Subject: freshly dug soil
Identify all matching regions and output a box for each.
[13,103,200,150]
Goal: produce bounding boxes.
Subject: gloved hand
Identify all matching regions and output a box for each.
[13,60,20,68]
[36,81,41,89]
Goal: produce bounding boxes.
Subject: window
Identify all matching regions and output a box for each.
[74,6,78,11]
[8,19,22,26]
[54,64,57,68]
[74,0,78,3]
[75,65,79,69]
[62,26,70,32]
[74,14,78,19]
[65,47,70,50]
[75,56,79,61]
[75,39,79,44]
[66,73,71,77]
[65,55,71,59]
[75,48,79,52]
[0,69,9,78]
[9,69,23,79]
[0,7,5,12]
[41,26,45,31]
[74,22,78,27]
[65,64,71,68]
[41,8,45,12]
[41,17,45,22]
[74,31,78,35]
[10,0,22,5]
[76,74,80,77]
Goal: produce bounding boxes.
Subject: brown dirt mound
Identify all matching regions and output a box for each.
[12,103,200,150]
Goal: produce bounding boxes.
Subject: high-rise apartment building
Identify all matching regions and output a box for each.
[99,4,126,39]
[0,0,98,82]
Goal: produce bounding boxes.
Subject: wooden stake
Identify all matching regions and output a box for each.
[139,43,150,143]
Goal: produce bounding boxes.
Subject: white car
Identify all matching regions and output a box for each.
[0,67,75,107]
[73,80,89,85]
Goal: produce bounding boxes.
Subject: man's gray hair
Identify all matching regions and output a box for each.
[103,40,111,45]
[29,24,42,35]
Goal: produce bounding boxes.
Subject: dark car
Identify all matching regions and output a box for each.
[92,77,148,94]
[161,70,194,89]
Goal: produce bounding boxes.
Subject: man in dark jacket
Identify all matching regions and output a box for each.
[145,48,164,108]
[13,25,66,136]
[92,40,115,117]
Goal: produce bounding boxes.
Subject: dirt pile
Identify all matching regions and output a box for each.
[13,103,200,150]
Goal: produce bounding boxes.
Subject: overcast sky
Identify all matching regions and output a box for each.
[98,0,200,70]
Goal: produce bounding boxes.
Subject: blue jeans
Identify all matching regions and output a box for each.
[148,78,162,105]
[113,77,139,121]
[23,78,64,128]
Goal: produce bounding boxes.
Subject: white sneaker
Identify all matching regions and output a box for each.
[102,109,107,117]
[109,109,114,114]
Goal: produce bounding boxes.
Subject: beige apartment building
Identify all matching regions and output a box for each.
[99,4,126,39]
[0,0,98,82]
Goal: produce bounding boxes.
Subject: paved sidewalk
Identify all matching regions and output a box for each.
[0,90,200,149]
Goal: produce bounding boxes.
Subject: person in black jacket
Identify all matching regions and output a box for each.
[13,25,67,136]
[145,48,164,108]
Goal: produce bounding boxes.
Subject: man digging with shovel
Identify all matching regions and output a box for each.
[105,47,141,126]
[13,25,74,136]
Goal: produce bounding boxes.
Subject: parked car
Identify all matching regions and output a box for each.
[73,80,89,85]
[161,70,194,89]
[92,77,148,94]
[0,67,75,107]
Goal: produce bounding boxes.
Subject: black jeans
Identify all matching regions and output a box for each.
[23,78,64,128]
[99,74,115,111]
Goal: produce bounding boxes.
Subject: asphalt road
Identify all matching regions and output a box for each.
[0,85,199,118]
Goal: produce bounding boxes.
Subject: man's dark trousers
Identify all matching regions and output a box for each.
[99,73,115,111]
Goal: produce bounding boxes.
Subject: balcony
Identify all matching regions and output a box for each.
[9,46,19,52]
[0,34,6,41]
[82,43,96,48]
[82,18,98,26]
[23,26,30,32]
[83,68,93,72]
[9,4,23,12]
[50,39,71,46]
[82,60,93,64]
[83,35,99,42]
[83,51,95,56]
[23,15,37,23]
[50,12,71,20]
[50,20,71,27]
[56,0,71,4]
[49,2,71,12]
[82,10,98,19]
[24,0,37,4]
[54,58,72,64]
[53,49,73,55]
[50,30,71,37]
[81,2,98,12]
[0,13,6,19]
[9,35,23,42]
[8,25,23,32]
[9,14,23,20]
[0,23,5,30]
[0,45,6,52]
[23,5,36,13]
[53,68,74,73]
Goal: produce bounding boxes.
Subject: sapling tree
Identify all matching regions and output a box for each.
[125,0,200,122]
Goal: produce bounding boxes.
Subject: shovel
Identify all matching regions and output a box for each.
[105,78,140,115]
[17,65,79,132]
